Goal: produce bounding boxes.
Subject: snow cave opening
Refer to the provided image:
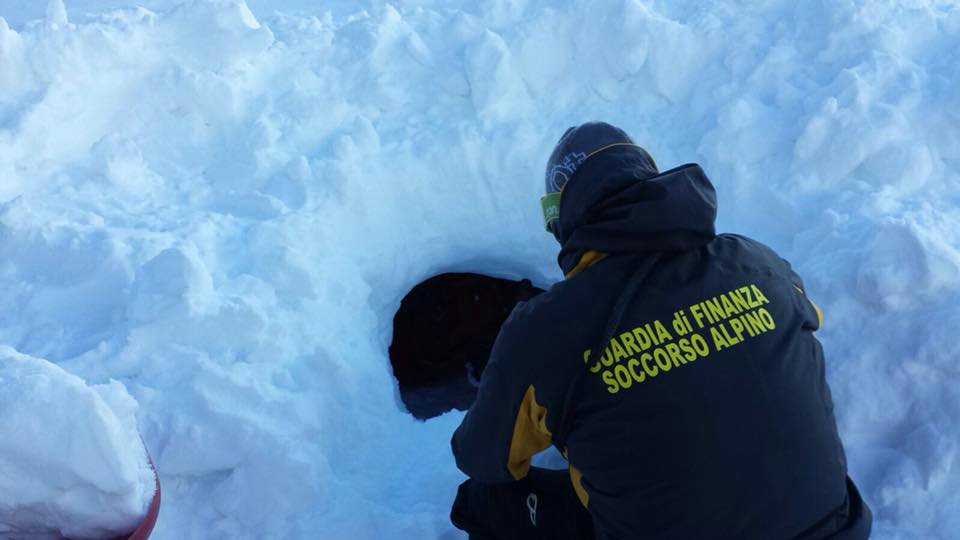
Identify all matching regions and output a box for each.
[390,272,544,420]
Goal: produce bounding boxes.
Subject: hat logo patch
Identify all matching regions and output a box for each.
[548,151,587,192]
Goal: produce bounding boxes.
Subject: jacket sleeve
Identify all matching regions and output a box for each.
[451,313,553,484]
[779,257,824,330]
[737,234,825,330]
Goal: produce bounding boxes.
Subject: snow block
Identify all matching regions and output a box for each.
[0,347,155,539]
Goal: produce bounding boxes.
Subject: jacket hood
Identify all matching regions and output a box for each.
[556,146,718,274]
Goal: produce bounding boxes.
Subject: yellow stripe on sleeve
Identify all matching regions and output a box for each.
[568,462,590,508]
[809,298,824,326]
[507,385,553,480]
[794,285,824,327]
[565,250,608,279]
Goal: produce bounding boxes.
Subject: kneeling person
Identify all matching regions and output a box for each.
[450,122,872,540]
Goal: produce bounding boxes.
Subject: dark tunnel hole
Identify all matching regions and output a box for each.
[390,273,545,420]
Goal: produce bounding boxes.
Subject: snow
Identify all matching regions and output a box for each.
[0,0,957,539]
[0,347,154,539]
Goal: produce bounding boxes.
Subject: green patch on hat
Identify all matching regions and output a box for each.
[541,191,561,231]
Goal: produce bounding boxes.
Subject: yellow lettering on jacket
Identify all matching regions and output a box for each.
[583,349,602,373]
[710,325,729,351]
[640,353,658,378]
[627,358,645,383]
[620,331,642,355]
[583,283,779,396]
[602,370,619,394]
[751,284,769,305]
[610,339,629,363]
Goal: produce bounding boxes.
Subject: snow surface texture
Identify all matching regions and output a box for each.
[0,0,958,538]
[0,347,154,539]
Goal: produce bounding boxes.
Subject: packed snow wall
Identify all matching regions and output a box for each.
[0,0,958,539]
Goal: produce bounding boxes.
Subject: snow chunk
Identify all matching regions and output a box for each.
[0,347,154,539]
[466,30,530,121]
[45,0,68,28]
[0,17,30,106]
[160,0,274,67]
[129,246,217,323]
[465,30,532,123]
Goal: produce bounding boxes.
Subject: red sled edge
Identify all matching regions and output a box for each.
[120,442,162,540]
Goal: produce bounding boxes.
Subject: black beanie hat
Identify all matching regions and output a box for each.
[544,122,635,194]
[541,122,657,237]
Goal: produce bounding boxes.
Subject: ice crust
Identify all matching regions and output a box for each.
[0,347,154,539]
[0,0,958,538]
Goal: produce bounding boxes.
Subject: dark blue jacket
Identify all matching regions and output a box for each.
[451,146,871,539]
